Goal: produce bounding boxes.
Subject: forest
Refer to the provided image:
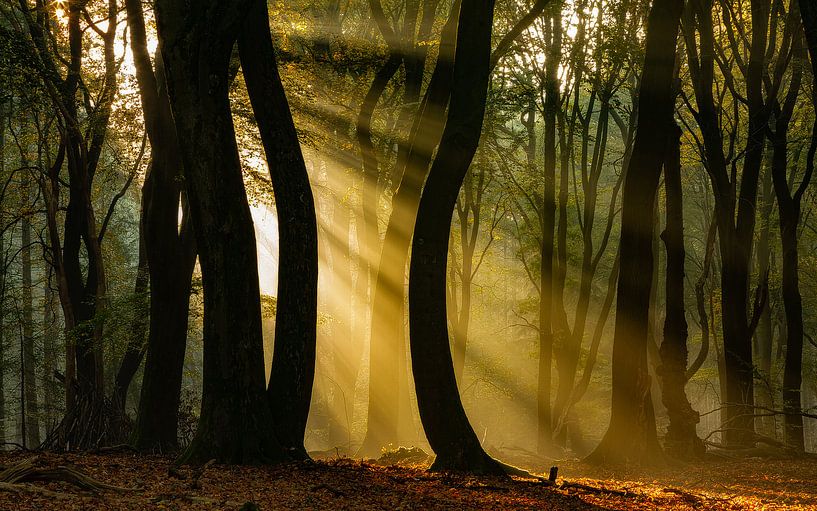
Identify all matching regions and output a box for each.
[0,0,816,508]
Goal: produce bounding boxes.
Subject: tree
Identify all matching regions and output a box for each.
[14,0,120,447]
[681,0,787,447]
[361,0,555,455]
[408,0,504,474]
[154,0,283,464]
[588,0,684,464]
[124,0,197,452]
[768,14,809,452]
[658,121,704,459]
[239,0,319,457]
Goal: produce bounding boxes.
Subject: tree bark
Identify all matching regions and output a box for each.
[769,26,807,452]
[802,0,817,78]
[658,123,704,459]
[587,0,683,464]
[537,8,560,454]
[125,0,198,453]
[753,156,776,438]
[682,0,776,447]
[239,0,319,457]
[0,98,7,444]
[21,165,40,447]
[408,0,503,474]
[154,0,283,464]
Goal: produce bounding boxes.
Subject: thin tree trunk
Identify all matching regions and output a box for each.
[41,275,58,429]
[658,123,703,459]
[328,191,357,449]
[688,216,716,382]
[682,0,776,447]
[770,31,808,452]
[21,166,40,447]
[753,156,776,437]
[0,99,7,445]
[537,8,559,454]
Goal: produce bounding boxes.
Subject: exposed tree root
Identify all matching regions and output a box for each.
[0,456,136,492]
[0,481,84,500]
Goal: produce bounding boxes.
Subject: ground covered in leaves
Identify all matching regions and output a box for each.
[0,450,813,510]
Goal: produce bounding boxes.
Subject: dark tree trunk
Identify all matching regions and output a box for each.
[19,0,118,448]
[537,8,560,454]
[360,4,460,457]
[588,0,684,464]
[154,0,283,464]
[681,0,775,447]
[718,0,771,448]
[802,0,817,77]
[658,123,704,459]
[408,0,503,475]
[239,0,319,457]
[753,162,775,438]
[125,0,197,453]
[769,30,807,452]
[42,274,59,428]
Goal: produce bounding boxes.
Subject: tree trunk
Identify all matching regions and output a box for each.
[537,8,560,454]
[359,4,460,457]
[588,0,683,464]
[770,32,807,452]
[0,99,7,444]
[21,166,40,447]
[239,0,319,457]
[681,0,774,447]
[658,123,704,459]
[125,0,198,453]
[110,227,149,442]
[328,193,358,449]
[802,0,817,78]
[753,156,776,437]
[408,0,503,474]
[41,273,59,428]
[688,216,716,382]
[155,0,283,464]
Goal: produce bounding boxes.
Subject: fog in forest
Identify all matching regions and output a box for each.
[1,0,817,507]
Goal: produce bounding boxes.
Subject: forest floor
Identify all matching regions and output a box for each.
[0,450,813,510]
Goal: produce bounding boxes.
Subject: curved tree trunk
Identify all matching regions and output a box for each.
[239,0,319,457]
[408,0,503,474]
[359,4,460,457]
